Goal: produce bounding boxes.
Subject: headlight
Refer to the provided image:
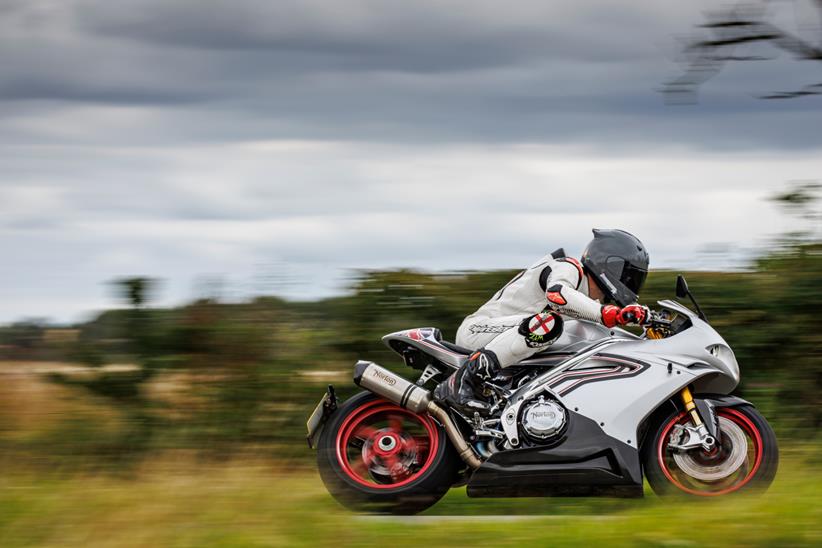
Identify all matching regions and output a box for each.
[706,344,739,373]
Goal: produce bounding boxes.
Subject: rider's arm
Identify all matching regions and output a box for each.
[543,260,648,327]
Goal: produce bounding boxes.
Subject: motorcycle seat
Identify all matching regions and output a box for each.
[438,340,473,355]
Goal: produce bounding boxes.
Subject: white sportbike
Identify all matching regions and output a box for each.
[308,276,778,514]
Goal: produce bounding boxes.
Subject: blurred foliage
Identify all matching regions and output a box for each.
[1,189,820,467]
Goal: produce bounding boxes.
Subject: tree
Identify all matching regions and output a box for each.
[45,277,164,464]
[113,277,160,360]
[664,0,822,103]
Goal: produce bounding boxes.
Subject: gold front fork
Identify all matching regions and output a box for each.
[645,327,664,340]
[680,386,703,426]
[670,386,717,452]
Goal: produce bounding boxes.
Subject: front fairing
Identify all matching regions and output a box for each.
[500,299,741,449]
[627,300,740,391]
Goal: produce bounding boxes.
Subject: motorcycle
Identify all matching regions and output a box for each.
[307,275,778,514]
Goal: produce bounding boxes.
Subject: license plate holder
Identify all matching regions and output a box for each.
[306,385,337,449]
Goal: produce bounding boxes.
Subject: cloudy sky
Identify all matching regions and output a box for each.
[1,0,821,323]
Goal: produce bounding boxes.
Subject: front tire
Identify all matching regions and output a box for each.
[643,404,778,496]
[317,391,460,514]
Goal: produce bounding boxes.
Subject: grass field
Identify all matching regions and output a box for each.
[0,361,819,547]
[1,447,819,547]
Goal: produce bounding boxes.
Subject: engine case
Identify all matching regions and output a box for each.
[521,396,566,441]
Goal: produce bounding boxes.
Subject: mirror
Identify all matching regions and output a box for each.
[675,275,689,299]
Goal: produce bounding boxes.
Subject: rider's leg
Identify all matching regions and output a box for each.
[455,314,522,350]
[435,311,563,413]
[485,311,564,367]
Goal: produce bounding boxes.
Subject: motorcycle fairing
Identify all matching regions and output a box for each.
[466,410,643,498]
[500,301,739,451]
[557,301,739,448]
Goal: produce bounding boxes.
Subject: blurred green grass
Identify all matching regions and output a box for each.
[1,446,819,547]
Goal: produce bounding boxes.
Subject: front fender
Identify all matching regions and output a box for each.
[696,394,753,408]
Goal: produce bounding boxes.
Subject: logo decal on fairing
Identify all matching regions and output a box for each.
[549,354,649,396]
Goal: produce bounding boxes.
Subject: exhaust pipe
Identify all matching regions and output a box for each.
[353,361,482,469]
[353,360,432,413]
[425,401,482,469]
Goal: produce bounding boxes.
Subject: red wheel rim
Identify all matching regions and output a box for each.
[657,408,764,496]
[335,399,439,489]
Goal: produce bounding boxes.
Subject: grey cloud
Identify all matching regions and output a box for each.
[1,1,820,323]
[0,79,212,105]
[0,0,818,151]
[77,1,657,66]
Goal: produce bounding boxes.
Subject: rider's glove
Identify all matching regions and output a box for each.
[601,304,650,328]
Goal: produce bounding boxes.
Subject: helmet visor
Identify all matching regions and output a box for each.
[621,264,647,295]
[603,256,647,299]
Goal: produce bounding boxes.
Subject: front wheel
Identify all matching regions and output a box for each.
[317,391,461,514]
[644,404,778,496]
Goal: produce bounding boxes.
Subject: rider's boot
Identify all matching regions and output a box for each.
[433,349,501,415]
[434,310,563,415]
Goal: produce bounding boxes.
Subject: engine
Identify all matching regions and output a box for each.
[521,395,567,442]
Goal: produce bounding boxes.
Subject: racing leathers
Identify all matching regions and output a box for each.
[434,251,648,413]
[458,252,650,367]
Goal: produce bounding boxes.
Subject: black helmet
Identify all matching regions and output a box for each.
[581,229,649,307]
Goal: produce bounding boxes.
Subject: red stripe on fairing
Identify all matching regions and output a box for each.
[549,357,639,384]
[549,367,614,385]
[548,356,644,395]
[557,368,636,395]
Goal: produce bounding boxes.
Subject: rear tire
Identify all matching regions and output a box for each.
[317,391,461,514]
[643,404,778,496]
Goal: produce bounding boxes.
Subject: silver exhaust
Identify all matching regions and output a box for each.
[353,361,482,469]
[353,360,432,413]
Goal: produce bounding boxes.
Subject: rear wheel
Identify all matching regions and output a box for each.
[317,391,460,514]
[644,404,778,496]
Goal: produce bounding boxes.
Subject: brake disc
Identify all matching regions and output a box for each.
[672,416,748,482]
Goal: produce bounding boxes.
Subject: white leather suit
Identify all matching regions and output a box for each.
[455,251,607,368]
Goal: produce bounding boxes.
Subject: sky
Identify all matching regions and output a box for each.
[1,0,821,324]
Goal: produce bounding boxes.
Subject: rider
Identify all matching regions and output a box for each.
[434,229,651,413]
